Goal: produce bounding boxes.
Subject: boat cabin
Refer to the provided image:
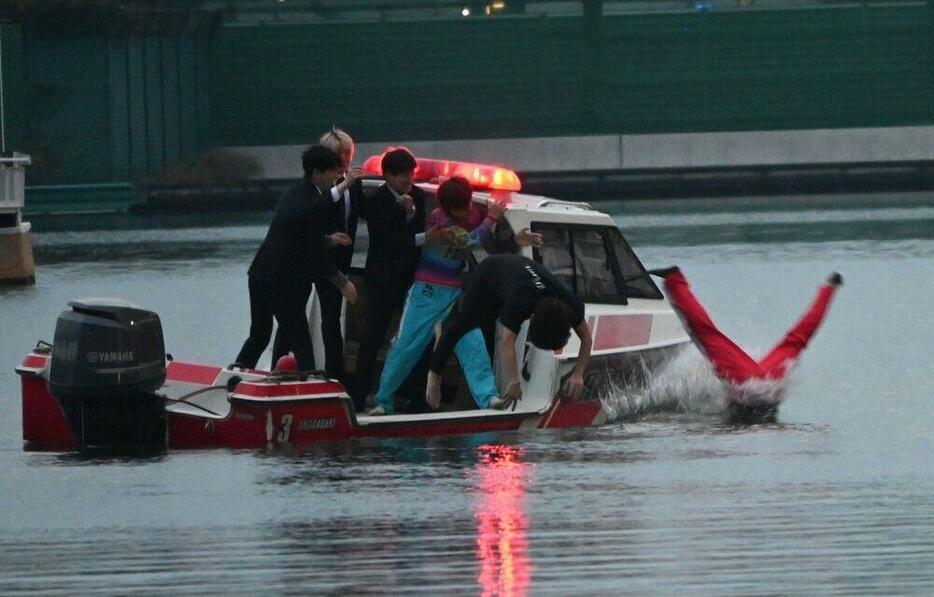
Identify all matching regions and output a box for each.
[305,163,686,417]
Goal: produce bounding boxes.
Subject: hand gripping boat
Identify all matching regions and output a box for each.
[16,158,691,453]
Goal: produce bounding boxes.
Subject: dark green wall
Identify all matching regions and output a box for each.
[1,23,26,153]
[599,6,933,132]
[21,30,212,184]
[13,3,934,185]
[26,36,110,183]
[211,17,589,145]
[211,4,934,146]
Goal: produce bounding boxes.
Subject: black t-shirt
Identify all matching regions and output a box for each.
[460,254,586,334]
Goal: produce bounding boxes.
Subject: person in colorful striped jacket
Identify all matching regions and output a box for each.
[368,176,504,416]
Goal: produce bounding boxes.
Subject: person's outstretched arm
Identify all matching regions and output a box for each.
[498,324,521,406]
[564,320,593,400]
[308,198,356,302]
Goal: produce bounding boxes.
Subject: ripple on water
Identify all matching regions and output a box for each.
[2,197,934,594]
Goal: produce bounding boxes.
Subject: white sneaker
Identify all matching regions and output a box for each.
[490,397,507,410]
[367,405,389,416]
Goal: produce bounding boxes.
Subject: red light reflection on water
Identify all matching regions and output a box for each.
[474,444,532,597]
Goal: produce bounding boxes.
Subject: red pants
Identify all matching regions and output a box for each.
[664,270,837,384]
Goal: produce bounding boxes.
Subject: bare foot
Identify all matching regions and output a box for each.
[426,371,442,410]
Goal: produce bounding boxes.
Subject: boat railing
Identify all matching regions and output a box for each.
[0,153,31,213]
[537,199,592,211]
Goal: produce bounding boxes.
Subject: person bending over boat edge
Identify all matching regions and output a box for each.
[427,254,594,411]
[368,177,505,416]
[648,266,842,420]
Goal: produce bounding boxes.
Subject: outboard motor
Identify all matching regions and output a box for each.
[48,299,167,452]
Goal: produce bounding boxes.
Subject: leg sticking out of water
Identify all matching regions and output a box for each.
[650,267,842,422]
[756,272,842,379]
[653,267,763,384]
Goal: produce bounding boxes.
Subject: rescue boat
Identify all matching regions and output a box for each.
[16,157,690,452]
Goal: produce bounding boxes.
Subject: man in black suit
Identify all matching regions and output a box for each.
[272,129,364,382]
[234,145,358,372]
[313,132,365,383]
[351,147,442,411]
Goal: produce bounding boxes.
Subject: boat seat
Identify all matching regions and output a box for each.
[161,379,232,420]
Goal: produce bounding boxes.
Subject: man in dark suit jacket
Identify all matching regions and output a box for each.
[272,130,365,382]
[352,147,437,411]
[234,145,358,372]
[296,170,364,383]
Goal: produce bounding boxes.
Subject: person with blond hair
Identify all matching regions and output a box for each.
[272,128,365,383]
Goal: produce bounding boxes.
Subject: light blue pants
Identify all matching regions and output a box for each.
[375,282,497,413]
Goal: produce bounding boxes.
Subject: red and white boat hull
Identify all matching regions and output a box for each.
[17,352,609,452]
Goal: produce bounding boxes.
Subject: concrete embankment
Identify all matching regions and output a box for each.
[23,125,934,215]
[234,125,934,199]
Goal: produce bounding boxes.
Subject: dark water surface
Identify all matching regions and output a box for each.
[2,192,933,595]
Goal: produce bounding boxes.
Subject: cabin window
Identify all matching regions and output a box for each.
[531,223,663,303]
[536,228,575,290]
[573,228,619,298]
[605,227,663,300]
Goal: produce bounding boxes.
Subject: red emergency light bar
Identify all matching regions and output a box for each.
[362,151,522,192]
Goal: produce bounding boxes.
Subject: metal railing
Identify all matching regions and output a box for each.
[220,0,926,23]
[0,153,31,213]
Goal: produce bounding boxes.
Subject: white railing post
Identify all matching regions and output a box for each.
[0,152,35,285]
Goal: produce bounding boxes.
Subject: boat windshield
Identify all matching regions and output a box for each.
[530,223,663,303]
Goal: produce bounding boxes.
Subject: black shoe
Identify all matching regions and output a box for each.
[646,266,680,278]
[350,390,368,413]
[338,373,354,388]
[827,272,843,287]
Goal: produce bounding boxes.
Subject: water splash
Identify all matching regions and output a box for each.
[599,348,798,422]
[598,349,725,421]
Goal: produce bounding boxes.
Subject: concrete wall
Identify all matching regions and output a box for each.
[231,125,934,179]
